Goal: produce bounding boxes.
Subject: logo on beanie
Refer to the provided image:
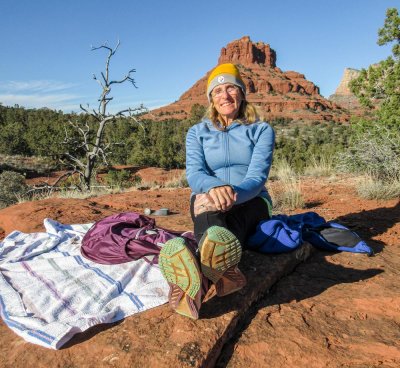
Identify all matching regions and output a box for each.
[217,76,225,83]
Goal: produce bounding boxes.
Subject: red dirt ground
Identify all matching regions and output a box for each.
[0,169,399,367]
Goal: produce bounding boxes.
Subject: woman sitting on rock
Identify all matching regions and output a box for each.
[159,63,275,319]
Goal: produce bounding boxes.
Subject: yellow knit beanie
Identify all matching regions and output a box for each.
[206,63,246,101]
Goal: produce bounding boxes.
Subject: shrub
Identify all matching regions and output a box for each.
[0,154,58,175]
[58,173,82,189]
[0,171,29,208]
[105,169,141,189]
[337,122,400,181]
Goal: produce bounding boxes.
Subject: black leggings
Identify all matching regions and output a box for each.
[190,196,270,246]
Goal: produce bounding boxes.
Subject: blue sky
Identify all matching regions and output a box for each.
[1,0,398,113]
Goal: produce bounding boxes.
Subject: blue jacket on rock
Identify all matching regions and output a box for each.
[186,119,275,205]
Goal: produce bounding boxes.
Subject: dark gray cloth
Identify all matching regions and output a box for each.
[190,196,270,245]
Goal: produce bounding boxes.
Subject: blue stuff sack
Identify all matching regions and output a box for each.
[248,211,373,256]
[247,219,302,253]
[303,222,374,256]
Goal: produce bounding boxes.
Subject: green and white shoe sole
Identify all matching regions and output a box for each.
[159,238,201,300]
[199,226,242,284]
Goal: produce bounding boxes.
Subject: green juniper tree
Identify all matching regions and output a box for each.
[341,8,400,190]
[350,7,400,130]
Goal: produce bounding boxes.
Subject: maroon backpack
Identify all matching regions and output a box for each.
[81,212,196,265]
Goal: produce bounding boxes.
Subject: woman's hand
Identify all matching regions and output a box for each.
[193,193,217,216]
[208,185,237,212]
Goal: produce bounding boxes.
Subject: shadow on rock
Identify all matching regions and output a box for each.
[215,249,383,367]
[264,252,383,305]
[304,200,324,209]
[61,319,123,349]
[204,249,382,321]
[334,200,400,254]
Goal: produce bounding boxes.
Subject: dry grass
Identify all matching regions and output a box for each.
[163,171,189,188]
[304,154,335,177]
[270,158,296,182]
[356,176,400,200]
[54,187,115,199]
[17,185,127,204]
[271,179,304,212]
[270,159,305,212]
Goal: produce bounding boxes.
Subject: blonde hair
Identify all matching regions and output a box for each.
[206,98,263,130]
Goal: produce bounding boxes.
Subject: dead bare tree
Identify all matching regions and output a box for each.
[62,41,146,191]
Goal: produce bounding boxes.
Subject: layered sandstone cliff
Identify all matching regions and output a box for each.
[329,68,362,111]
[151,36,349,123]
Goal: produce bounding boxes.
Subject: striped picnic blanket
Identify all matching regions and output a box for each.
[0,219,169,349]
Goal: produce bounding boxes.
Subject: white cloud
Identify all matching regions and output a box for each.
[0,93,81,110]
[1,80,79,93]
[0,79,83,111]
[0,79,174,112]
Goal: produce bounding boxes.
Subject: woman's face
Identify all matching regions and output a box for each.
[211,84,243,123]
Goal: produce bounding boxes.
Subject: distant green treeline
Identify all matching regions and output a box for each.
[0,104,350,173]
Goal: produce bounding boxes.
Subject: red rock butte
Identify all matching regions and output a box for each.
[329,67,364,113]
[151,36,350,123]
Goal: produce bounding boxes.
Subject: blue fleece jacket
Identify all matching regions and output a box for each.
[186,119,275,205]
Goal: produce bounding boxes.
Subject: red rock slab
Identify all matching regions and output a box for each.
[0,243,313,368]
[219,245,400,368]
[0,188,193,238]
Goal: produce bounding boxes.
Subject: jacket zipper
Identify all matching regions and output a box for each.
[223,129,230,183]
[226,130,230,183]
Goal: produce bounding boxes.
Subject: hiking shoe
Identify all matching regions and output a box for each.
[159,237,202,319]
[199,226,246,297]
